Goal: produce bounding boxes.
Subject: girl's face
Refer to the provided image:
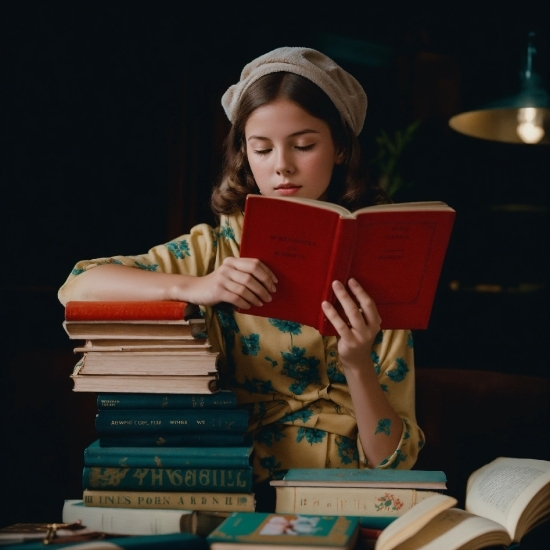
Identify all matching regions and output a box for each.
[244,98,344,201]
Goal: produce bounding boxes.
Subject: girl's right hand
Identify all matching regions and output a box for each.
[186,257,277,309]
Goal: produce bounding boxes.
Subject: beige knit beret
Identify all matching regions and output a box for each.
[221,46,368,135]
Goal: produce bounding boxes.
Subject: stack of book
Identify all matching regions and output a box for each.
[62,300,255,537]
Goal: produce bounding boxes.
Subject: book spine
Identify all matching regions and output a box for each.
[83,467,253,493]
[97,392,237,410]
[83,490,255,512]
[274,486,440,516]
[84,445,252,469]
[65,301,189,321]
[95,409,249,434]
[98,433,247,447]
[318,218,357,335]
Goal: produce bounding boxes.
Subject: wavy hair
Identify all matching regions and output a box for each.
[211,72,389,216]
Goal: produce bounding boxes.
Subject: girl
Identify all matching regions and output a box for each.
[59,47,425,508]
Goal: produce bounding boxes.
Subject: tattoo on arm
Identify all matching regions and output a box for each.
[375,418,391,436]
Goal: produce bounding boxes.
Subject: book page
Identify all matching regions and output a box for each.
[465,457,550,539]
[390,508,510,550]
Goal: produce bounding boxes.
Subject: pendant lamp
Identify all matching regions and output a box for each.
[449,32,550,145]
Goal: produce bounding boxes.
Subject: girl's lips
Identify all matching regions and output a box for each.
[275,184,301,196]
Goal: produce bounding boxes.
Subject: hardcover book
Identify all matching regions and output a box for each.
[62,499,197,536]
[82,466,253,493]
[373,457,550,550]
[98,433,248,447]
[207,512,360,549]
[94,409,249,434]
[238,195,455,336]
[271,468,447,489]
[83,439,253,468]
[96,391,237,410]
[83,489,255,512]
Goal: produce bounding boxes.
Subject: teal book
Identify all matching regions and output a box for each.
[83,466,253,493]
[0,532,207,549]
[84,439,253,468]
[95,409,249,434]
[207,512,360,549]
[273,468,447,489]
[97,391,237,410]
[98,433,248,447]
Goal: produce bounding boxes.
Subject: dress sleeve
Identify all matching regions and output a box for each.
[358,329,425,470]
[58,223,219,295]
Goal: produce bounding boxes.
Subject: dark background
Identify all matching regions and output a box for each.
[1,0,549,539]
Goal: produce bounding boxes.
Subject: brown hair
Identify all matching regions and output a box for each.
[211,72,389,216]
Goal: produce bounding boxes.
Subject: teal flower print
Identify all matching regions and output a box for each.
[296,427,326,445]
[418,439,424,449]
[71,268,85,276]
[380,383,389,393]
[269,319,302,335]
[387,358,409,382]
[241,333,260,356]
[259,455,281,477]
[235,376,275,395]
[371,350,381,375]
[327,360,346,384]
[389,449,407,469]
[166,239,191,259]
[256,424,286,447]
[281,346,321,395]
[134,261,158,271]
[375,418,392,436]
[336,435,358,465]
[210,227,218,249]
[407,332,414,348]
[374,331,384,345]
[280,409,314,424]
[219,220,237,244]
[217,309,240,333]
[264,356,278,368]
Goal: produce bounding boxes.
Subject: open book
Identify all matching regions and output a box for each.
[374,457,550,550]
[238,195,455,336]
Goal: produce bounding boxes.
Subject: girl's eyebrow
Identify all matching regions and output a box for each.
[247,129,320,141]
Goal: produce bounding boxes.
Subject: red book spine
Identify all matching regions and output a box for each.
[65,301,188,321]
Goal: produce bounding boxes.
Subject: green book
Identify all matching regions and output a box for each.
[97,391,237,410]
[272,468,447,490]
[95,408,249,434]
[83,466,253,493]
[206,512,360,549]
[83,439,253,468]
[98,433,248,447]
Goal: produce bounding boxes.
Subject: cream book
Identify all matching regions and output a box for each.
[374,457,550,550]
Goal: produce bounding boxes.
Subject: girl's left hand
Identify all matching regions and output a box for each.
[322,278,381,370]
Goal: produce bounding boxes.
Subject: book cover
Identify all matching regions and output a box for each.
[65,300,201,321]
[62,499,197,536]
[76,350,219,376]
[98,433,248,448]
[94,409,249,434]
[82,466,253,493]
[83,439,253,468]
[271,468,447,489]
[238,195,455,336]
[97,391,237,410]
[71,366,218,394]
[79,339,211,351]
[83,489,256,512]
[207,512,359,549]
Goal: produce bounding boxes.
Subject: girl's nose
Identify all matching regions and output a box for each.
[275,151,295,175]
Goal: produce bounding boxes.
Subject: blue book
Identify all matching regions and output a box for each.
[0,532,207,549]
[273,468,447,489]
[98,433,249,447]
[95,409,249,434]
[84,439,253,468]
[97,391,237,410]
[83,466,253,493]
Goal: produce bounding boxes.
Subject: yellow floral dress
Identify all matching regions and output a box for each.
[59,212,425,484]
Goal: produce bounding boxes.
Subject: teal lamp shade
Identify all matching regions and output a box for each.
[449,33,550,145]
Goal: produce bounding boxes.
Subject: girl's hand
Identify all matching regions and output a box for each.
[322,278,381,370]
[189,257,277,309]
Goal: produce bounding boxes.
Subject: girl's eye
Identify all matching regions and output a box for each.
[254,149,272,156]
[295,144,315,152]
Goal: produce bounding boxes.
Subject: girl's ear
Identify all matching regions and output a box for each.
[334,147,346,165]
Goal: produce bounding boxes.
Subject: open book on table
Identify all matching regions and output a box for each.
[238,195,455,336]
[374,457,550,550]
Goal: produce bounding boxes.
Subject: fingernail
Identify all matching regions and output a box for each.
[322,301,332,310]
[333,280,344,289]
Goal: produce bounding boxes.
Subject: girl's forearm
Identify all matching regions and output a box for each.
[344,363,403,468]
[58,264,195,305]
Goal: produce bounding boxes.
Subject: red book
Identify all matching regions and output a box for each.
[65,301,200,321]
[238,195,456,336]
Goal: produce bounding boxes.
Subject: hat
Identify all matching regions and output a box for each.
[221,47,368,135]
